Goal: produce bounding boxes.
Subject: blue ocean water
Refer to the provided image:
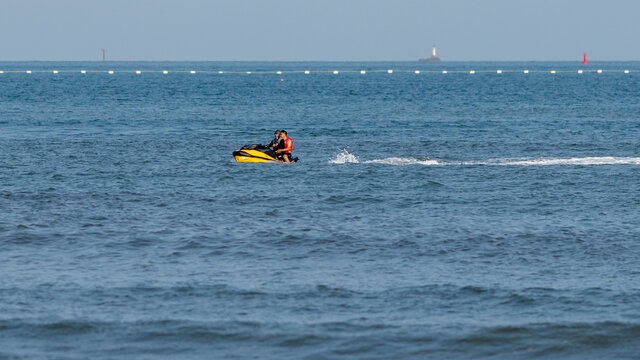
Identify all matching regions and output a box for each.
[1,61,640,359]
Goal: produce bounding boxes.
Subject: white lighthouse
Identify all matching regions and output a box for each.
[419,45,441,62]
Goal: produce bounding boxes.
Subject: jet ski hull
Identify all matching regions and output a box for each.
[233,145,298,163]
[233,149,280,163]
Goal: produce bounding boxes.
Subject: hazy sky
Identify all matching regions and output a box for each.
[0,0,637,61]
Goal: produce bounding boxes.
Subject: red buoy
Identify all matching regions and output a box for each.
[582,53,588,65]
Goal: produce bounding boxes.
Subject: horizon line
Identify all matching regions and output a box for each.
[1,59,639,63]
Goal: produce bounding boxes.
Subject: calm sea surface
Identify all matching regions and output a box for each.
[1,61,640,359]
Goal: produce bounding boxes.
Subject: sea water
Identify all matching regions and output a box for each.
[1,61,640,359]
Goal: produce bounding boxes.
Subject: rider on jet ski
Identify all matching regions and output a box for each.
[275,130,293,163]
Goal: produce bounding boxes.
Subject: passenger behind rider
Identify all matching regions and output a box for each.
[275,129,293,163]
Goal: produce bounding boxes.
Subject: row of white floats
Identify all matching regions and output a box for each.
[0,69,633,75]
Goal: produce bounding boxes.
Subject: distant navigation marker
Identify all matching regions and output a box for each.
[419,45,441,62]
[582,53,588,65]
[102,48,106,61]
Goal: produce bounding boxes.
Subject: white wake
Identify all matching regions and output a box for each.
[477,157,640,166]
[329,151,640,166]
[364,157,443,165]
[328,149,360,164]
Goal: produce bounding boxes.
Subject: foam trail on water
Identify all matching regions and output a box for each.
[478,157,640,166]
[330,153,640,166]
[328,149,359,164]
[363,157,442,166]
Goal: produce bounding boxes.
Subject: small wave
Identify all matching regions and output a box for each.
[328,149,359,164]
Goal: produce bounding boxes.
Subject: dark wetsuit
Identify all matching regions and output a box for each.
[268,138,284,151]
[266,138,284,159]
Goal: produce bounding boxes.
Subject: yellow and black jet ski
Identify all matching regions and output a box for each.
[233,144,298,163]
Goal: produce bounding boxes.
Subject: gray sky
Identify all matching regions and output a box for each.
[0,0,637,61]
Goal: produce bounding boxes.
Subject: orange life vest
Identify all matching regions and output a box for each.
[284,138,293,154]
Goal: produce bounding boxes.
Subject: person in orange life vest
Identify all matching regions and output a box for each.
[275,129,293,163]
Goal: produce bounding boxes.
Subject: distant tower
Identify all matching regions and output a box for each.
[102,48,106,61]
[419,45,441,62]
[582,53,588,65]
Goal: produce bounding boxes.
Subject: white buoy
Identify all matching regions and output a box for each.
[360,70,366,74]
[387,69,393,74]
[80,70,87,74]
[624,70,630,74]
[276,71,282,75]
[52,70,59,74]
[550,70,556,74]
[523,70,529,74]
[218,71,224,74]
[135,70,142,74]
[108,70,114,74]
[190,70,196,74]
[597,69,603,74]
[0,71,4,74]
[469,70,475,74]
[414,70,420,74]
[578,69,583,74]
[26,70,32,74]
[304,70,310,74]
[163,70,169,74]
[496,70,502,74]
[246,71,251,74]
[442,70,448,74]
[333,70,339,74]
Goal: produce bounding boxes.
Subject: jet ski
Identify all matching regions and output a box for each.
[233,144,298,163]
